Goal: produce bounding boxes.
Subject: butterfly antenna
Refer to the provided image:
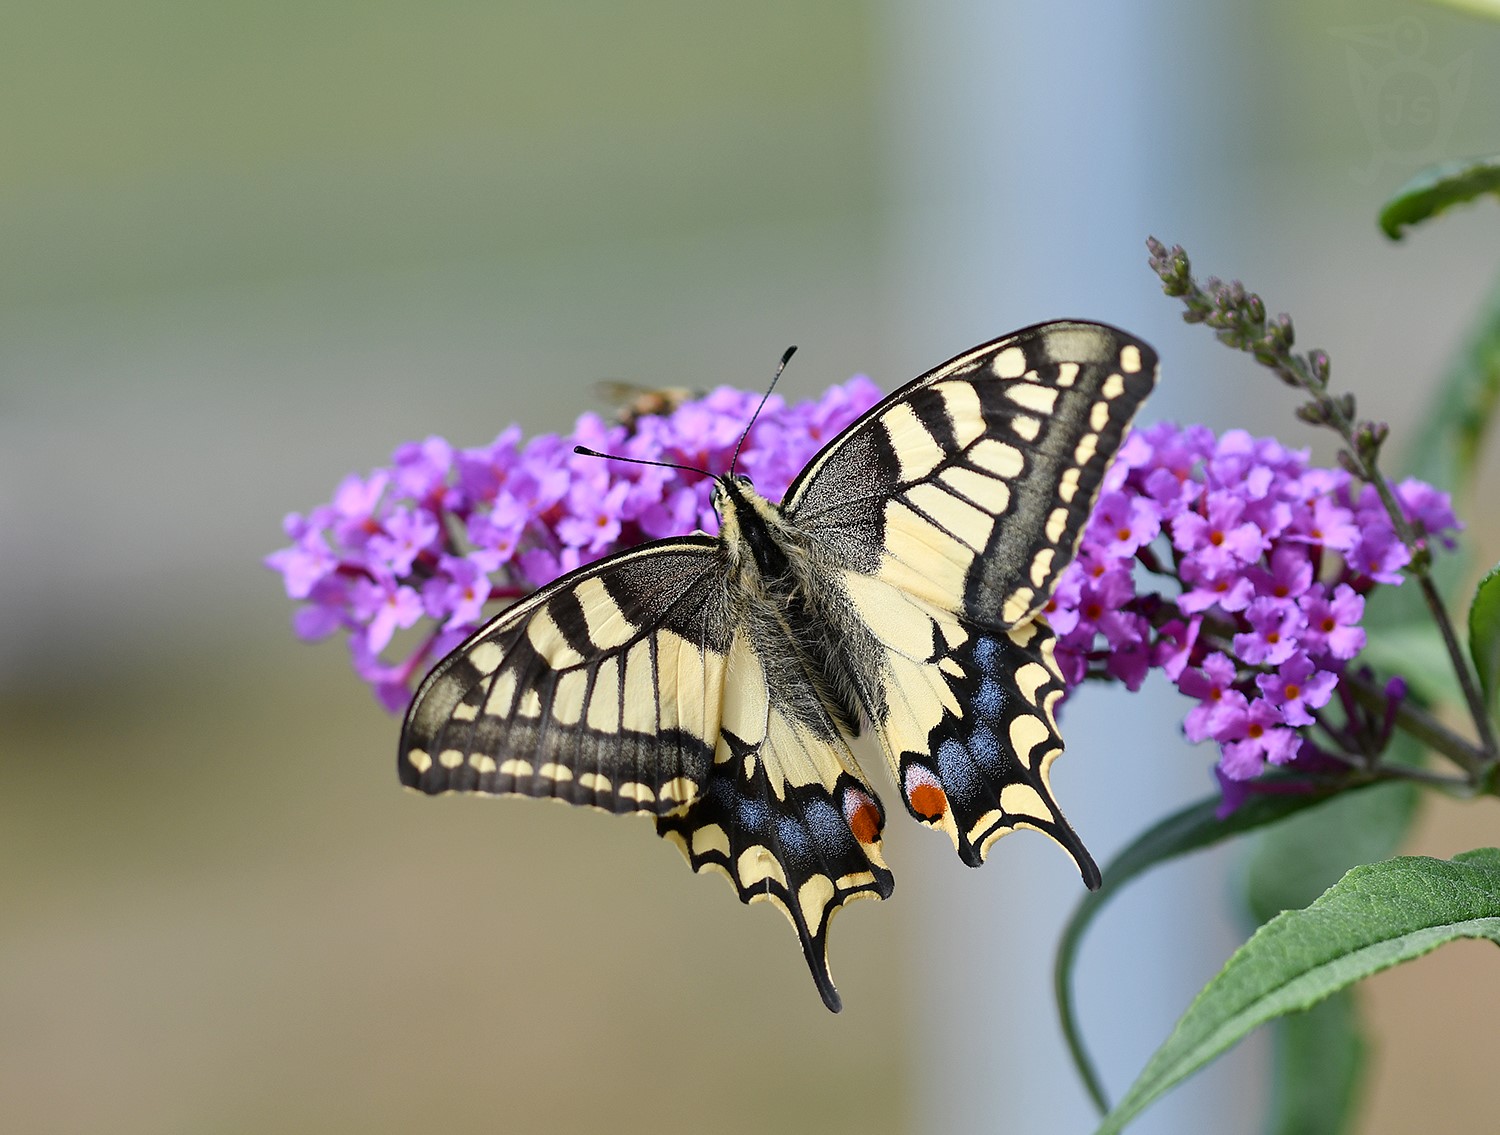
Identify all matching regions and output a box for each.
[572,445,713,481]
[729,345,796,477]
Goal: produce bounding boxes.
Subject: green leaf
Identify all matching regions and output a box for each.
[1469,562,1500,716]
[1456,845,1500,870]
[1379,155,1500,240]
[1054,786,1364,1113]
[1245,739,1423,1135]
[1244,772,1419,923]
[1095,850,1500,1135]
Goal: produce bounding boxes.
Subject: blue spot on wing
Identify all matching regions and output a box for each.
[801,797,850,848]
[965,722,1000,766]
[936,737,981,802]
[775,814,814,868]
[735,793,772,835]
[973,676,1004,719]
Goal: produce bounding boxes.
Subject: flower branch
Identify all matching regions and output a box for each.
[1343,669,1489,784]
[1148,237,1499,771]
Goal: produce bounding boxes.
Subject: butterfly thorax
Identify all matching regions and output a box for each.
[712,475,866,737]
[712,475,798,585]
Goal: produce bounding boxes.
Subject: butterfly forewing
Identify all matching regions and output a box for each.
[787,320,1158,626]
[400,539,732,816]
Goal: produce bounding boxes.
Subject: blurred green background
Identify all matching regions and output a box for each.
[3,3,1499,1133]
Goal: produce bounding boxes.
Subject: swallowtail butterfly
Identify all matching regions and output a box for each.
[400,320,1157,1011]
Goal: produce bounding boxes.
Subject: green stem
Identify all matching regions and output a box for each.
[1313,402,1500,768]
[1414,571,1500,761]
[1344,671,1487,780]
[1368,761,1476,793]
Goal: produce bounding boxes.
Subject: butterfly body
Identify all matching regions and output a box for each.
[400,320,1158,1011]
[713,474,870,738]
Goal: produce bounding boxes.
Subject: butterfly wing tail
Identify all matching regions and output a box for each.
[657,752,894,1013]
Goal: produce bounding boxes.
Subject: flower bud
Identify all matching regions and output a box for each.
[1308,349,1331,387]
[1354,420,1388,461]
[1296,399,1330,425]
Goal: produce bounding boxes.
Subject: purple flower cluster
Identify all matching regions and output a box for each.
[266,378,882,711]
[1047,422,1459,791]
[270,374,1458,810]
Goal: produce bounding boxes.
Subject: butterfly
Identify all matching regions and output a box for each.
[399,320,1157,1011]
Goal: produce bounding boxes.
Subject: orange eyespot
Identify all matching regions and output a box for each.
[849,801,881,845]
[908,784,949,821]
[842,787,882,845]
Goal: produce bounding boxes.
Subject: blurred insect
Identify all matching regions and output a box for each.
[595,381,702,428]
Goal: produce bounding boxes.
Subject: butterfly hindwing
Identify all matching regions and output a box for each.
[830,565,1097,877]
[906,619,1093,880]
[658,633,893,1012]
